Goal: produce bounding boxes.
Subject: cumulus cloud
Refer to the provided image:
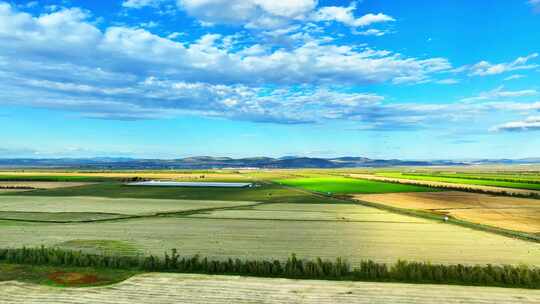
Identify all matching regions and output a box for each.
[177,0,317,28]
[491,116,540,132]
[3,1,535,132]
[176,0,394,31]
[466,53,539,76]
[312,3,394,28]
[0,3,451,87]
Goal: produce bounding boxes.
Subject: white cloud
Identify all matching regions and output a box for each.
[491,116,540,132]
[353,28,388,36]
[0,3,450,88]
[461,86,538,102]
[4,1,513,130]
[312,3,394,27]
[467,53,539,76]
[504,74,525,81]
[177,0,317,29]
[436,78,459,85]
[122,0,165,9]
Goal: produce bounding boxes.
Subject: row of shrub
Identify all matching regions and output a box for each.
[361,177,540,200]
[0,247,538,289]
[0,186,35,189]
[403,173,540,185]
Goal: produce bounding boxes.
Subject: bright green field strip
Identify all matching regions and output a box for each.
[0,196,257,216]
[408,173,540,184]
[0,211,127,222]
[379,173,540,191]
[8,182,340,204]
[1,216,539,266]
[276,177,432,194]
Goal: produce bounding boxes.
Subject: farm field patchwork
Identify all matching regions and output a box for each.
[188,203,427,223]
[276,176,432,194]
[0,196,257,218]
[8,182,339,204]
[1,273,540,304]
[1,214,539,265]
[355,191,540,234]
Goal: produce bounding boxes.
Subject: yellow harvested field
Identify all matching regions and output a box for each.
[349,173,540,196]
[355,191,540,234]
[1,273,539,304]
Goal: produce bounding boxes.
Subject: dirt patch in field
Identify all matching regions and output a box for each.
[48,272,99,285]
[354,191,540,234]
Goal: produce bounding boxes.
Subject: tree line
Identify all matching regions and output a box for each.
[359,178,540,200]
[0,247,538,289]
[403,173,540,185]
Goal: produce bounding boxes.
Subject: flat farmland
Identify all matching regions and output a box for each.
[355,191,540,234]
[10,182,338,204]
[1,212,539,265]
[189,203,427,223]
[0,196,257,219]
[0,171,249,182]
[276,176,432,194]
[2,273,540,304]
[377,172,540,191]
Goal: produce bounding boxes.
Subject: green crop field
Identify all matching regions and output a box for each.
[6,182,341,204]
[377,172,540,191]
[276,176,433,194]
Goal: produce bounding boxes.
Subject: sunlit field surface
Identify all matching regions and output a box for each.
[2,273,540,304]
[276,176,432,194]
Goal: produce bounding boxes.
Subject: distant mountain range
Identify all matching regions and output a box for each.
[0,156,538,169]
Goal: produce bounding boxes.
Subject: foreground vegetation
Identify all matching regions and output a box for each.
[2,247,539,289]
[0,263,135,287]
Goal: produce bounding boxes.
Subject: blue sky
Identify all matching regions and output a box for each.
[1,0,539,159]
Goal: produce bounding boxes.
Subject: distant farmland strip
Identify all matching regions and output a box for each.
[275,176,432,194]
[349,173,540,197]
[378,172,540,191]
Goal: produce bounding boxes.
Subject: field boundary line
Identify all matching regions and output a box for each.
[270,181,540,243]
[0,202,265,224]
